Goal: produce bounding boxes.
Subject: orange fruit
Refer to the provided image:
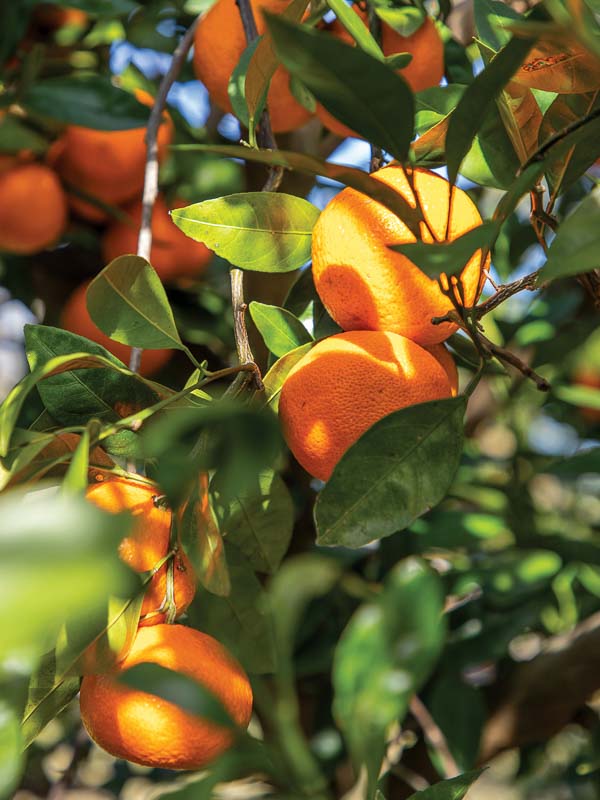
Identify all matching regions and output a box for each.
[279,330,454,481]
[139,550,197,627]
[53,90,173,222]
[33,4,88,29]
[79,624,253,770]
[86,478,172,573]
[193,0,313,133]
[317,12,444,138]
[102,196,213,282]
[0,163,67,254]
[311,165,487,346]
[60,281,172,377]
[427,343,458,396]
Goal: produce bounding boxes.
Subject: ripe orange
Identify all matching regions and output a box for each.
[102,196,213,282]
[139,550,197,627]
[33,4,88,29]
[60,281,172,377]
[427,343,458,396]
[86,478,172,573]
[311,165,487,346]
[79,624,253,770]
[279,330,454,481]
[0,163,67,254]
[52,90,173,222]
[193,0,313,133]
[317,12,444,138]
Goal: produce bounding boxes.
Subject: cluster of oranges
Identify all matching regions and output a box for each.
[80,475,253,770]
[193,0,445,133]
[279,165,488,481]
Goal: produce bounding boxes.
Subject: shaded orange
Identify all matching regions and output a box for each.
[53,90,173,221]
[86,478,172,572]
[79,624,253,770]
[60,281,172,377]
[0,163,67,254]
[139,550,197,626]
[279,330,453,481]
[427,343,458,396]
[193,0,312,133]
[312,165,487,346]
[317,12,444,138]
[33,4,88,29]
[102,196,212,282]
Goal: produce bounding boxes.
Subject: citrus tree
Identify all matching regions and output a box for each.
[1,1,599,799]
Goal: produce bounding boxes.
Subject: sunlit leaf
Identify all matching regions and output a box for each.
[249,302,313,357]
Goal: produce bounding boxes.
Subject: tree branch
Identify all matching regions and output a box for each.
[409,696,460,779]
[128,16,200,373]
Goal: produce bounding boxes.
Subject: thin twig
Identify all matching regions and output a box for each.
[409,695,460,779]
[474,269,541,317]
[478,331,550,392]
[128,16,200,374]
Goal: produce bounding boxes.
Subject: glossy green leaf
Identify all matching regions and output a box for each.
[407,770,484,799]
[262,343,314,413]
[265,14,415,162]
[214,470,293,574]
[445,35,536,183]
[315,398,466,548]
[173,142,422,235]
[538,186,600,283]
[249,302,313,357]
[24,325,160,427]
[228,38,265,128]
[325,0,384,58]
[23,76,150,130]
[189,545,276,674]
[171,193,319,273]
[392,223,497,278]
[87,256,184,351]
[333,558,445,793]
[0,486,135,661]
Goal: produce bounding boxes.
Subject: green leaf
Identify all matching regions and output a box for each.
[265,14,415,162]
[249,302,313,357]
[543,447,600,477]
[406,770,484,799]
[538,186,600,283]
[0,698,23,800]
[24,325,159,427]
[333,558,445,794]
[262,343,314,413]
[553,382,600,410]
[23,76,150,130]
[214,470,293,574]
[173,142,422,235]
[391,223,498,278]
[429,673,486,770]
[0,487,135,661]
[189,545,275,674]
[315,398,466,548]
[445,34,536,183]
[171,193,319,273]
[55,0,139,13]
[87,256,185,351]
[0,114,48,154]
[325,0,384,58]
[121,663,234,727]
[228,38,265,129]
[474,0,520,52]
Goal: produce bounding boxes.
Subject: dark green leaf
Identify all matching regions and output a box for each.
[407,770,484,799]
[315,398,466,548]
[429,673,486,770]
[391,223,498,278]
[249,302,313,357]
[171,193,319,273]
[23,76,150,130]
[265,14,415,162]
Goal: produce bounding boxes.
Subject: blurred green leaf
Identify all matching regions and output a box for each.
[543,447,600,477]
[474,0,520,51]
[315,398,466,548]
[61,428,90,494]
[55,0,139,13]
[265,14,415,162]
[406,770,484,799]
[87,256,185,351]
[23,76,149,129]
[171,193,319,273]
[538,187,600,283]
[0,486,135,661]
[179,484,231,597]
[429,672,486,770]
[0,698,23,800]
[249,302,313,357]
[333,558,445,793]
[0,115,48,154]
[214,470,293,574]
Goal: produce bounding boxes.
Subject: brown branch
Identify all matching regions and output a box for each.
[478,331,550,392]
[409,695,460,778]
[479,612,600,764]
[474,269,541,318]
[128,16,200,373]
